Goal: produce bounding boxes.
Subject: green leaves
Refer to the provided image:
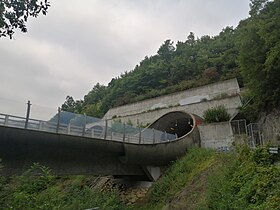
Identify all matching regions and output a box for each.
[0,164,127,210]
[203,105,231,123]
[0,0,50,39]
[238,0,280,112]
[206,146,280,210]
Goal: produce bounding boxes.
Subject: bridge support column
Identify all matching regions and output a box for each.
[143,166,161,181]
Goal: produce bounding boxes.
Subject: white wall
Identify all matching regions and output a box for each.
[198,122,234,150]
[104,78,240,119]
[107,95,242,126]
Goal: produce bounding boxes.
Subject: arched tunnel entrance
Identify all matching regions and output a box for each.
[149,111,196,138]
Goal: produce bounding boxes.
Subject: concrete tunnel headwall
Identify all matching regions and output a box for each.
[120,111,202,166]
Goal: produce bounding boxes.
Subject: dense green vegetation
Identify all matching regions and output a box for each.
[238,0,280,120]
[136,147,280,210]
[205,146,280,210]
[62,0,280,122]
[0,164,128,210]
[138,148,217,210]
[1,147,278,209]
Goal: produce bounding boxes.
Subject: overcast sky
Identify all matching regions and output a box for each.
[0,0,250,118]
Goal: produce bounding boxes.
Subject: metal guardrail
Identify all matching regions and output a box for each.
[0,112,176,144]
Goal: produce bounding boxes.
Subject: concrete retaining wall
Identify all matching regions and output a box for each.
[198,122,234,150]
[108,96,242,126]
[104,78,240,119]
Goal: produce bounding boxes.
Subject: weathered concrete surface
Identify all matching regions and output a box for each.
[198,122,234,150]
[0,125,144,176]
[0,111,201,180]
[108,96,241,126]
[104,78,240,120]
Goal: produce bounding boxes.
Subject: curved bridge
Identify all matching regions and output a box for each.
[0,111,201,181]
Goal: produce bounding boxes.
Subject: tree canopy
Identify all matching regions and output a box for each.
[0,0,50,38]
[238,0,280,119]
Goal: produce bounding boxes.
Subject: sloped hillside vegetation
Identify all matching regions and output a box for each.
[1,147,279,209]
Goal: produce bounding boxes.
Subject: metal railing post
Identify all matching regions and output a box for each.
[104,119,108,139]
[91,128,94,138]
[39,120,43,131]
[123,123,126,142]
[67,123,71,134]
[82,113,87,136]
[138,128,142,144]
[4,115,9,126]
[153,128,155,144]
[56,107,61,133]
[24,100,31,129]
[237,120,240,135]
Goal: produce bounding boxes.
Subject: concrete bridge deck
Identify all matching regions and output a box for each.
[0,111,201,181]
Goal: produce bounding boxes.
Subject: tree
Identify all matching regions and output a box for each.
[61,96,78,113]
[249,0,269,16]
[0,0,50,39]
[157,39,175,62]
[238,0,280,113]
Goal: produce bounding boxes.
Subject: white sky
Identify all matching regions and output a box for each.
[0,0,250,118]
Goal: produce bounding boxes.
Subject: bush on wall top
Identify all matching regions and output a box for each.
[203,105,231,123]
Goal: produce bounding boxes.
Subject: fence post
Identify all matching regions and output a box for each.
[82,113,87,136]
[4,115,9,126]
[24,100,31,129]
[245,120,248,135]
[153,128,155,144]
[237,121,240,135]
[104,119,108,139]
[67,123,71,134]
[164,131,167,141]
[91,128,94,138]
[138,128,142,144]
[123,123,126,142]
[39,120,43,131]
[56,107,61,133]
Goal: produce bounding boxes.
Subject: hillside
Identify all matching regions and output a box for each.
[1,147,279,209]
[61,0,280,124]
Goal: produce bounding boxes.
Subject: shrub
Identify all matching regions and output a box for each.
[203,105,231,123]
[206,146,280,210]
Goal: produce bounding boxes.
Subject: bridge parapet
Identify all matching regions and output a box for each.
[0,109,200,180]
[0,109,177,145]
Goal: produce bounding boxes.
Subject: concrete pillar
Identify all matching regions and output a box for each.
[143,166,161,181]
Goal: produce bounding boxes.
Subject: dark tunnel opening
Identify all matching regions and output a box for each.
[149,111,194,138]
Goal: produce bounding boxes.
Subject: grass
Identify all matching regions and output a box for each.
[0,164,129,210]
[136,146,280,210]
[1,147,279,210]
[135,148,217,210]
